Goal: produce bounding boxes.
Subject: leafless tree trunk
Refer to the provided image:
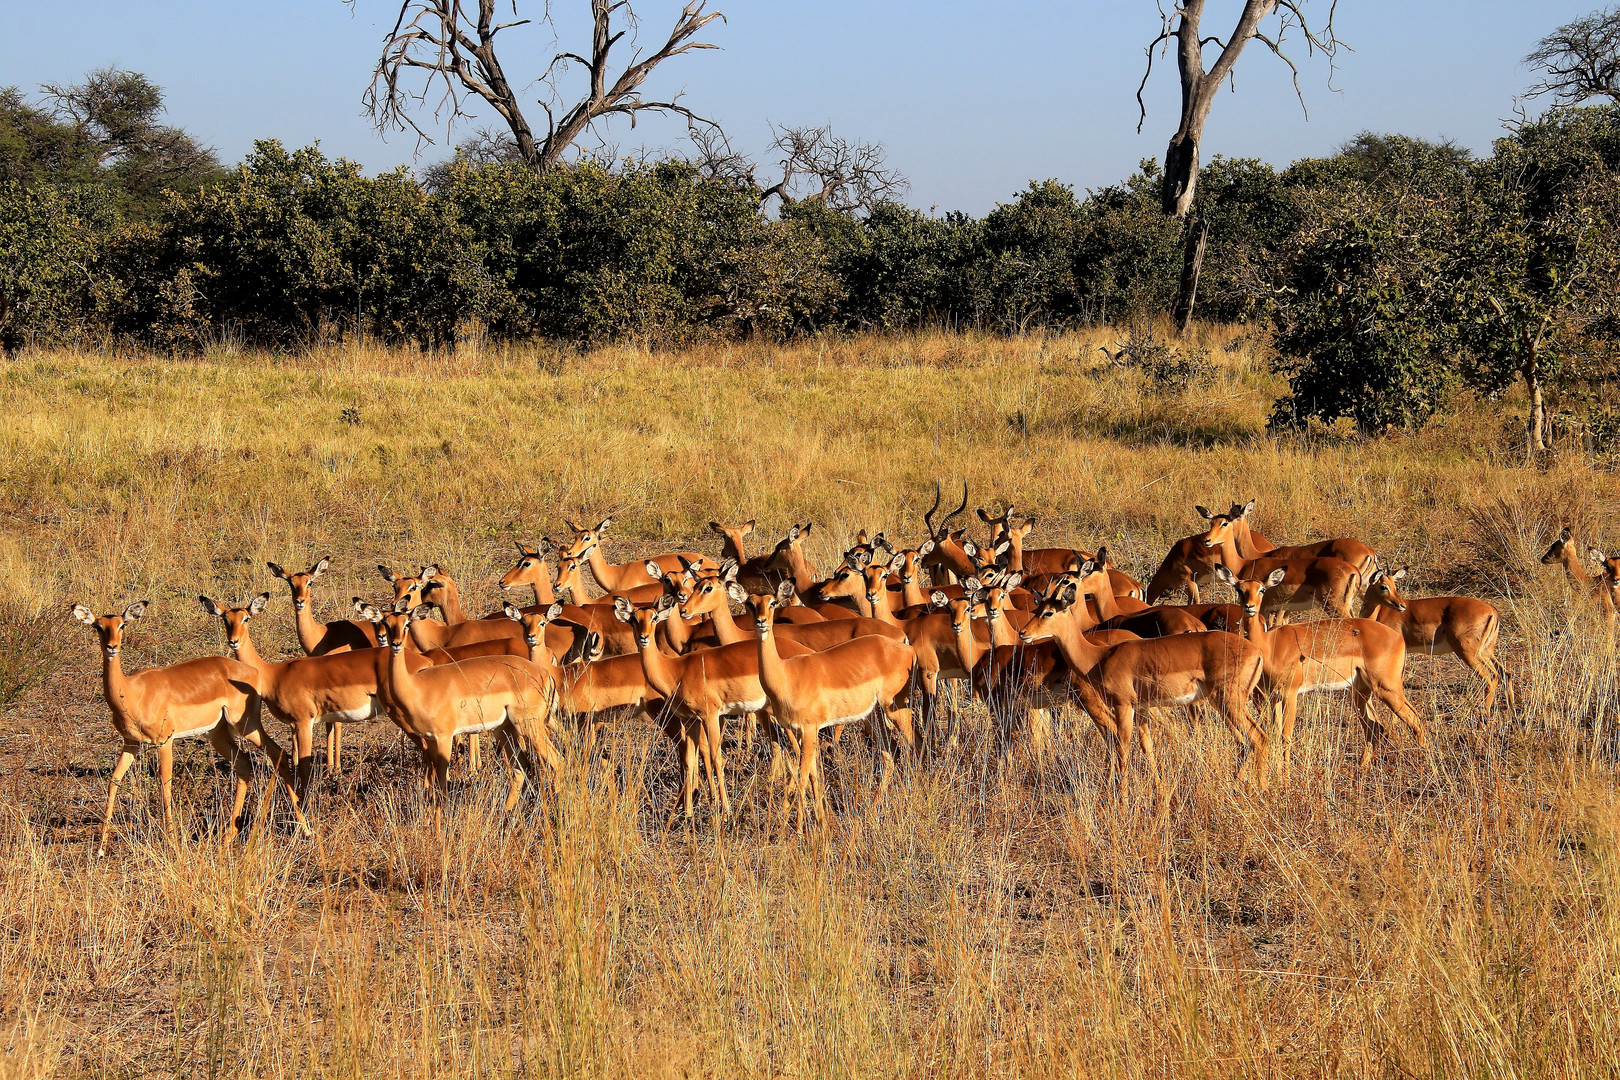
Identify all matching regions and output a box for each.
[1138,1,1340,327]
[359,0,724,173]
[1172,215,1208,335]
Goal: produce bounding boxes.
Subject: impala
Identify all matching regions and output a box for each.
[72,601,308,855]
[554,546,669,605]
[1198,523,1362,622]
[1541,525,1620,625]
[709,519,784,592]
[561,516,713,592]
[1362,567,1512,712]
[617,595,810,825]
[375,600,561,807]
[1013,572,1269,803]
[1217,566,1426,771]
[267,557,378,654]
[1144,534,1222,604]
[764,522,857,619]
[747,583,917,833]
[499,538,559,606]
[917,482,976,584]
[1200,501,1379,581]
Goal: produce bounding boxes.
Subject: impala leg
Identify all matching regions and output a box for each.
[495,724,526,812]
[238,715,311,836]
[1279,688,1301,774]
[291,719,316,803]
[423,737,453,805]
[157,741,176,835]
[1351,678,1382,773]
[1112,703,1135,806]
[794,725,819,835]
[1137,717,1169,814]
[467,732,482,775]
[702,710,730,820]
[206,724,253,848]
[99,744,139,856]
[1375,678,1427,745]
[326,722,343,777]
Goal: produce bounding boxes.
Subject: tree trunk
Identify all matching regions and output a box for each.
[1162,131,1201,218]
[1526,361,1546,456]
[1172,215,1209,336]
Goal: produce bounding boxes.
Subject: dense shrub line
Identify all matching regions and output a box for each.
[4,103,1620,439]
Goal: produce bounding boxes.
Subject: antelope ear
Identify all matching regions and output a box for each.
[310,557,330,578]
[977,508,993,523]
[355,602,380,622]
[612,597,635,623]
[962,539,979,557]
[742,520,756,534]
[1241,499,1256,517]
[1213,565,1235,585]
[1590,548,1607,564]
[351,596,369,614]
[1024,517,1037,530]
[874,534,894,554]
[652,596,674,621]
[645,560,664,579]
[198,595,225,617]
[421,565,439,581]
[1076,560,1096,577]
[800,522,814,536]
[726,582,748,604]
[775,579,796,602]
[963,577,982,592]
[596,517,613,533]
[71,603,96,626]
[393,597,413,615]
[709,521,726,534]
[583,631,602,660]
[786,524,801,542]
[378,565,397,583]
[1561,525,1573,541]
[1393,566,1408,581]
[538,536,555,555]
[1195,505,1214,520]
[1265,567,1288,587]
[1367,567,1385,586]
[545,602,563,621]
[122,601,149,622]
[917,539,935,556]
[503,602,523,622]
[849,548,872,569]
[248,593,270,617]
[515,539,528,555]
[1003,572,1024,590]
[564,519,582,533]
[408,604,433,622]
[993,540,1011,558]
[266,561,289,580]
[721,559,739,581]
[1095,545,1110,566]
[929,590,950,608]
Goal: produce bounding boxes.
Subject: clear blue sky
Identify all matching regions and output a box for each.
[0,1,1598,213]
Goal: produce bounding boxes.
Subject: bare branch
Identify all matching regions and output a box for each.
[755,124,908,214]
[1524,5,1620,106]
[354,0,726,172]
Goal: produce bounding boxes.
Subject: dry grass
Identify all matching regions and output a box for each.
[3,327,1620,1077]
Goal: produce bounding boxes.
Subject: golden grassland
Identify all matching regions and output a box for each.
[3,326,1620,1077]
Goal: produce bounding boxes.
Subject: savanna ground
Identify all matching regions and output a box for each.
[2,325,1620,1078]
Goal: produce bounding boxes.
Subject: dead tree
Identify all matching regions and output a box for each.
[360,0,724,172]
[1137,1,1341,332]
[1524,6,1620,107]
[695,125,907,214]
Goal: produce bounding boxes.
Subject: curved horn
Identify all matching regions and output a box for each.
[939,481,969,534]
[923,481,943,538]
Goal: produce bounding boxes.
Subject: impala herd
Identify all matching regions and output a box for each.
[69,485,1615,852]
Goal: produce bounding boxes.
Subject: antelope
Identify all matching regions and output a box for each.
[202,593,390,796]
[561,516,713,592]
[978,504,1145,599]
[71,601,309,855]
[918,482,976,584]
[970,569,1141,756]
[554,546,669,605]
[1144,534,1221,604]
[764,522,857,620]
[1200,501,1379,580]
[267,558,378,654]
[1198,521,1362,622]
[1217,566,1427,771]
[1362,567,1512,712]
[709,519,784,592]
[1013,575,1269,803]
[498,538,559,606]
[747,583,917,833]
[1081,547,1205,637]
[375,600,561,806]
[616,595,817,825]
[1541,526,1620,625]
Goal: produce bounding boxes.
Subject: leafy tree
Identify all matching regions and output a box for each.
[1268,183,1465,433]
